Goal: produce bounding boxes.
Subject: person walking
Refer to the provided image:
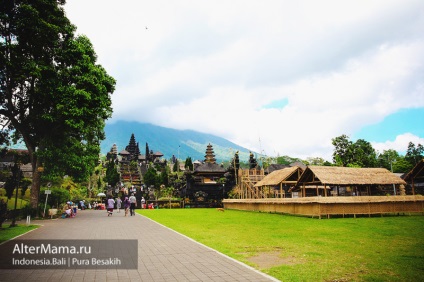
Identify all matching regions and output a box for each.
[123,197,130,216]
[129,193,137,216]
[107,196,115,216]
[116,197,122,213]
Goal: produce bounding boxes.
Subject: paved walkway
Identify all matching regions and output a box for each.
[0,210,279,282]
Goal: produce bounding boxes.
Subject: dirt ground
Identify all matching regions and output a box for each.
[246,251,297,269]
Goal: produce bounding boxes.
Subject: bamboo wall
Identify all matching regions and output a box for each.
[223,196,424,218]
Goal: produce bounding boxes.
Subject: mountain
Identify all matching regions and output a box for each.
[101,121,255,162]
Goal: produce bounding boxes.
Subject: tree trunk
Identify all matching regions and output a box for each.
[88,175,92,198]
[30,159,42,209]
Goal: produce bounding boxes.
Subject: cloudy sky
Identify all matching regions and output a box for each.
[65,0,424,161]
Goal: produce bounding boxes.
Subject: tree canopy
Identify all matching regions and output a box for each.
[143,166,157,188]
[276,155,303,165]
[405,142,424,166]
[331,134,353,166]
[185,157,193,171]
[104,161,120,188]
[332,134,422,172]
[0,0,115,208]
[4,162,22,199]
[332,135,377,167]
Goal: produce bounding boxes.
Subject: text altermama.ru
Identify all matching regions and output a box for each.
[13,243,92,255]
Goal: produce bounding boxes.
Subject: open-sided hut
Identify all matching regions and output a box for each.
[403,159,424,195]
[224,166,424,217]
[254,166,303,198]
[294,166,406,197]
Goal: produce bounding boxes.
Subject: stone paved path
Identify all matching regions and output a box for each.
[0,210,279,282]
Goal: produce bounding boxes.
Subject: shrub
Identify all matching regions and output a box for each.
[24,188,31,200]
[161,203,181,209]
[39,187,70,209]
[157,197,181,201]
[22,204,38,218]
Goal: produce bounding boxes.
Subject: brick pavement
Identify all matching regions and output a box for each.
[0,209,279,282]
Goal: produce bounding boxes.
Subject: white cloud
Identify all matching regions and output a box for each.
[65,0,424,161]
[372,133,424,154]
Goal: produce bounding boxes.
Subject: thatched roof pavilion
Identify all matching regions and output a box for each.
[253,166,303,198]
[253,166,302,196]
[255,166,302,187]
[294,166,406,197]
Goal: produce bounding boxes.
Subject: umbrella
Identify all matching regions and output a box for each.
[95,193,107,210]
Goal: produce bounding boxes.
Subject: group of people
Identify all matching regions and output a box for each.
[106,194,140,217]
[62,201,77,218]
[61,195,150,219]
[92,201,101,209]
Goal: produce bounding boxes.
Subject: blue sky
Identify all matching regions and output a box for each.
[353,108,424,154]
[65,0,424,161]
[354,108,424,143]
[262,98,289,110]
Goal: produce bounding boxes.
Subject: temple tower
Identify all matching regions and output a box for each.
[125,133,138,160]
[204,143,217,164]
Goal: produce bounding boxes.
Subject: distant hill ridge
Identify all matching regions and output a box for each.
[101,121,254,162]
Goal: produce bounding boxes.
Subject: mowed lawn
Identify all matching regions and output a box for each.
[0,224,38,243]
[138,208,424,282]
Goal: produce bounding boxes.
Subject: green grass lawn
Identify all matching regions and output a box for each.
[0,224,39,243]
[138,208,424,282]
[0,196,28,209]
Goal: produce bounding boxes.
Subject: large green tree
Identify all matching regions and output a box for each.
[158,168,169,187]
[104,161,120,188]
[4,162,23,199]
[276,155,303,165]
[184,157,193,171]
[332,135,377,167]
[350,139,377,167]
[331,134,353,166]
[377,149,412,173]
[405,142,424,167]
[377,149,399,170]
[0,1,115,208]
[143,167,158,188]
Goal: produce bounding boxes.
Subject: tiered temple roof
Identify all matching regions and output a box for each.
[125,133,140,160]
[112,134,164,165]
[204,143,216,164]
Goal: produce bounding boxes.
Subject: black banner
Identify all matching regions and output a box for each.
[0,239,138,269]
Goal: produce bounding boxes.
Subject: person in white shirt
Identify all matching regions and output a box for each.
[107,196,115,216]
[129,193,137,216]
